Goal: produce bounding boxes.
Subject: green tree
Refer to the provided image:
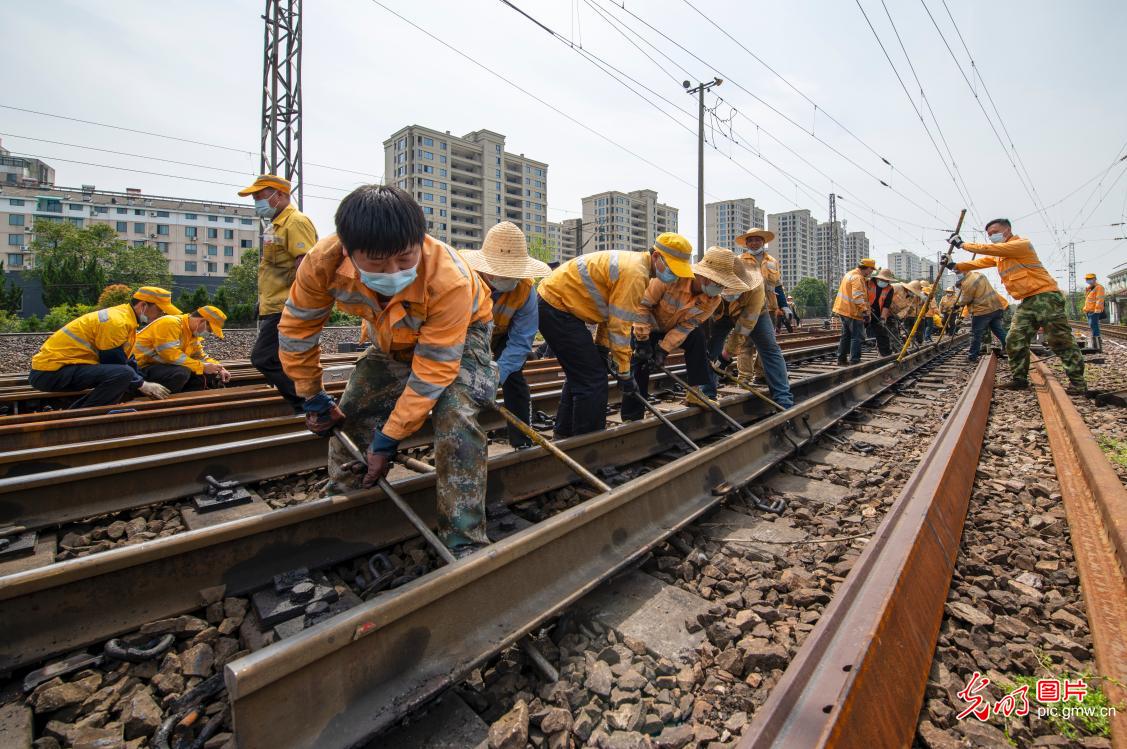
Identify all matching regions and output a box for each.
[210,287,231,315]
[218,249,259,323]
[108,243,172,289]
[792,277,830,317]
[0,261,23,314]
[97,284,134,308]
[27,221,110,306]
[528,236,553,264]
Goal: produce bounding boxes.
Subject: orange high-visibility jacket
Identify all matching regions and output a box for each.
[833,270,870,320]
[492,278,534,336]
[134,313,217,375]
[956,236,1058,300]
[279,235,493,441]
[30,304,140,371]
[633,278,721,353]
[958,272,1007,317]
[739,252,781,312]
[1083,283,1105,314]
[538,250,651,375]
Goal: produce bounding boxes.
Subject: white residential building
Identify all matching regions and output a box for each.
[887,249,938,282]
[706,198,765,251]
[768,209,818,291]
[582,189,678,254]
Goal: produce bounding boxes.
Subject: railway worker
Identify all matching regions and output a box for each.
[868,267,896,356]
[134,306,231,393]
[237,174,318,413]
[537,234,694,438]
[919,284,940,342]
[461,221,550,448]
[1083,273,1106,351]
[280,185,495,557]
[774,290,798,333]
[953,270,1008,362]
[624,246,753,420]
[939,286,960,334]
[833,258,877,365]
[28,287,179,409]
[722,228,795,408]
[946,218,1086,393]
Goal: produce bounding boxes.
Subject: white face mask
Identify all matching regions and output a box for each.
[488,277,520,293]
[721,292,741,302]
[988,232,1006,243]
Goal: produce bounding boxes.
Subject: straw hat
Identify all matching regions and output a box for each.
[734,228,775,248]
[692,247,759,293]
[904,280,926,299]
[874,267,896,282]
[462,222,551,279]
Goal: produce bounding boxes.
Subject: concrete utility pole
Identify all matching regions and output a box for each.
[684,78,722,260]
[260,0,303,209]
[1066,240,1077,319]
[828,192,839,313]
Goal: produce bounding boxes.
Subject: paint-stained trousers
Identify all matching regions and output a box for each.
[327,321,496,549]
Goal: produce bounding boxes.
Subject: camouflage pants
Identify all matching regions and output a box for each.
[1007,291,1085,384]
[328,322,496,548]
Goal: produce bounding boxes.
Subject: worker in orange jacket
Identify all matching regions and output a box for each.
[1082,273,1106,351]
[947,218,1084,393]
[832,258,877,364]
[280,186,496,556]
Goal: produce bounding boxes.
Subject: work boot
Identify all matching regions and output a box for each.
[1065,381,1089,396]
[684,390,718,409]
[1095,335,1103,352]
[999,379,1029,391]
[837,357,848,366]
[450,543,489,561]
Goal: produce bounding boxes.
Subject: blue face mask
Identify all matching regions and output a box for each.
[254,198,275,219]
[656,264,677,283]
[721,292,741,302]
[988,232,1006,244]
[876,280,889,288]
[701,282,723,297]
[353,258,418,296]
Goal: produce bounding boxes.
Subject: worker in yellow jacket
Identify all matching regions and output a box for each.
[1082,273,1106,351]
[953,270,1007,361]
[832,258,877,365]
[537,234,694,437]
[948,218,1084,392]
[28,287,180,408]
[280,185,495,556]
[135,306,230,392]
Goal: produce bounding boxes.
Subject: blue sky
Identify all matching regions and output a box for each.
[3,0,1124,288]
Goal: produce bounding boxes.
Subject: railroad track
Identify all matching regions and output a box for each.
[0,334,966,748]
[1070,321,1127,343]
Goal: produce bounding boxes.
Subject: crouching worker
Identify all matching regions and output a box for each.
[29,286,179,408]
[462,221,550,448]
[134,306,231,392]
[624,246,752,420]
[281,185,496,557]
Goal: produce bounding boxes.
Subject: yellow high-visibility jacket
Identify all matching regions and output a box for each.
[633,278,721,353]
[538,250,651,375]
[1083,283,1105,314]
[939,292,959,314]
[134,314,218,375]
[739,252,781,312]
[956,236,1058,300]
[832,270,870,320]
[30,304,140,371]
[958,271,1007,317]
[259,203,318,316]
[279,234,493,441]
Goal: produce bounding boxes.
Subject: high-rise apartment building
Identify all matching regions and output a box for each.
[383,125,548,251]
[814,220,845,292]
[581,189,678,253]
[560,218,583,261]
[706,198,765,251]
[887,249,937,282]
[768,209,818,291]
[843,231,870,270]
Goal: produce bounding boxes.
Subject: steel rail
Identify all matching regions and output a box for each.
[221,340,961,749]
[1030,361,1127,746]
[738,354,994,748]
[0,340,957,673]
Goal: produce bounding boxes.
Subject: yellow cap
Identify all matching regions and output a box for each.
[196,305,227,339]
[653,232,694,278]
[133,286,181,315]
[237,173,292,197]
[859,258,877,269]
[1085,273,1097,280]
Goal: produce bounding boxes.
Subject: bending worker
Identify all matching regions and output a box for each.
[28,287,178,409]
[947,218,1085,393]
[625,246,752,421]
[281,185,495,557]
[1083,273,1105,351]
[833,258,877,365]
[134,306,231,392]
[953,270,1007,362]
[939,286,960,334]
[462,221,550,448]
[237,174,318,412]
[537,234,694,438]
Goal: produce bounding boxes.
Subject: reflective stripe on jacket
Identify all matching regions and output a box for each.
[832,270,869,319]
[1083,283,1105,314]
[716,283,767,338]
[135,314,216,375]
[30,304,139,372]
[633,278,721,353]
[958,272,1006,317]
[538,250,651,375]
[259,203,318,316]
[279,234,493,441]
[956,236,1058,300]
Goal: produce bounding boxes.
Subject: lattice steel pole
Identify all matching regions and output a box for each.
[260,0,303,209]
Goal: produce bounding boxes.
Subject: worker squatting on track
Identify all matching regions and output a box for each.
[1083,273,1106,352]
[134,306,232,393]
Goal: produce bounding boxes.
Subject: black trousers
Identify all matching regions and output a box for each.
[621,327,712,421]
[492,333,532,447]
[252,312,302,409]
[140,364,215,394]
[867,317,892,356]
[537,298,607,438]
[28,364,136,409]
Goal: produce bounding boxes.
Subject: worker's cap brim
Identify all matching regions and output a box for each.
[134,287,181,316]
[237,174,292,197]
[735,229,775,246]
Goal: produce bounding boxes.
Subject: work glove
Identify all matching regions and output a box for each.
[947,234,963,248]
[356,429,401,489]
[941,258,959,271]
[632,342,653,364]
[302,390,346,436]
[139,381,171,400]
[652,346,667,368]
[617,374,638,397]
